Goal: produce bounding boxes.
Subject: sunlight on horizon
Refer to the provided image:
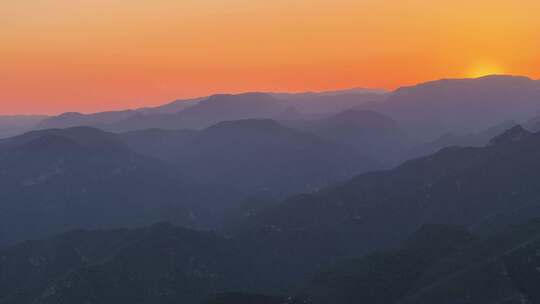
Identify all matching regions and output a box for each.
[467,62,506,78]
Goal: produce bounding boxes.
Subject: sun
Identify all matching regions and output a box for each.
[467,62,505,78]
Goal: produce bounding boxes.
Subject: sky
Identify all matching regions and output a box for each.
[1,0,539,115]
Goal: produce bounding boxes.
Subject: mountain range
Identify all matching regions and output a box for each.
[0,119,381,246]
[4,75,540,303]
[121,118,377,197]
[0,127,243,247]
[30,77,540,138]
[33,89,385,132]
[224,124,540,291]
[360,75,540,141]
[3,218,540,303]
[10,76,539,161]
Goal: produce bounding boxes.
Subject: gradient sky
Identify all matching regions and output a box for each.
[1,0,539,115]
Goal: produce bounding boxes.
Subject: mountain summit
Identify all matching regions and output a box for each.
[489,125,532,146]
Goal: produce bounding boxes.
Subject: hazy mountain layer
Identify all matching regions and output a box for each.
[361,75,540,140]
[0,115,48,139]
[121,119,378,197]
[230,125,540,287]
[0,127,241,246]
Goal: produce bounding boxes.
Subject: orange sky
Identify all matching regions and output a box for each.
[1,0,539,115]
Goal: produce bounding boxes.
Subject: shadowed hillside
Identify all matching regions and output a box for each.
[0,127,241,246]
[121,119,378,197]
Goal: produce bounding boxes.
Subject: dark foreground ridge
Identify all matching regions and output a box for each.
[3,220,540,303]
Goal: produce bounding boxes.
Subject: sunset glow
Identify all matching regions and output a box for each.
[467,62,506,78]
[1,0,540,114]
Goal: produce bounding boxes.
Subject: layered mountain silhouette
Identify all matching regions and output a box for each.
[34,89,385,133]
[35,97,202,130]
[0,127,242,247]
[270,88,387,114]
[35,110,138,130]
[121,119,377,197]
[283,109,407,163]
[407,120,517,159]
[229,124,540,288]
[29,76,540,154]
[0,115,47,138]
[109,93,295,132]
[0,120,381,246]
[361,75,540,140]
[136,97,204,115]
[6,76,540,304]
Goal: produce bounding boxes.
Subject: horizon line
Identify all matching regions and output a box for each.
[1,74,537,117]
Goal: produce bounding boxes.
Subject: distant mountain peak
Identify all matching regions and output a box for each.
[472,74,533,81]
[3,126,128,154]
[489,125,532,146]
[57,111,84,117]
[394,74,537,94]
[203,92,275,103]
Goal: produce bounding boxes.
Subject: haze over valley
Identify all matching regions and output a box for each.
[3,1,540,303]
[1,74,540,303]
